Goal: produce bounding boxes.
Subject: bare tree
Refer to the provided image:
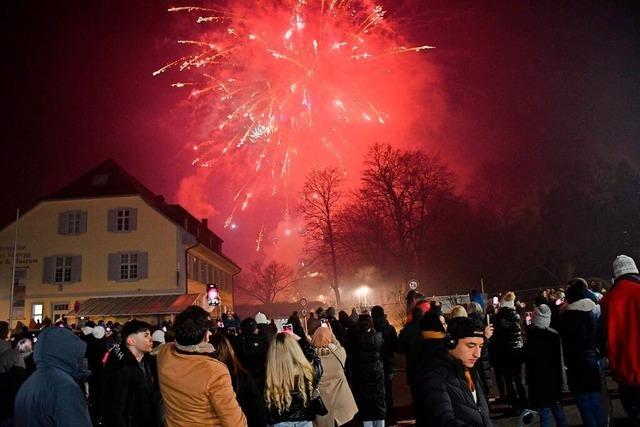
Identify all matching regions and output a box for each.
[237,260,294,305]
[299,167,344,306]
[357,143,454,280]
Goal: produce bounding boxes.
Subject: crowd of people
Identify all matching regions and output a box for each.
[0,254,639,427]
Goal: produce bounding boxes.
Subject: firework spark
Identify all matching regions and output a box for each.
[157,0,433,251]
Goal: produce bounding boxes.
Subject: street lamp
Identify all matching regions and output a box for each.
[356,285,370,308]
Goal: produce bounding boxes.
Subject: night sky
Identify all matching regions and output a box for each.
[1,0,638,265]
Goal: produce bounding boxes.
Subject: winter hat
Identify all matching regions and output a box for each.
[613,255,639,279]
[151,329,165,344]
[81,326,94,336]
[371,305,385,318]
[532,304,552,329]
[449,317,485,340]
[326,307,336,318]
[500,292,516,309]
[255,312,268,325]
[92,325,105,339]
[566,278,589,304]
[420,312,447,333]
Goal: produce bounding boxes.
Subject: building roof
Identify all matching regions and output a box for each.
[68,294,201,317]
[7,159,238,270]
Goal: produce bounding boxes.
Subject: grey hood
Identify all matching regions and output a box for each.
[34,326,90,381]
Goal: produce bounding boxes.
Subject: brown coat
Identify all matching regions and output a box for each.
[157,343,247,427]
[313,344,358,427]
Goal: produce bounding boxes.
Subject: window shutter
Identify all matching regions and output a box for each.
[107,209,117,232]
[42,256,55,283]
[129,208,138,231]
[71,256,82,282]
[79,211,88,233]
[108,253,120,280]
[138,252,149,279]
[58,213,67,235]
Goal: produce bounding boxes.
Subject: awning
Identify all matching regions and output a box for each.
[68,294,200,317]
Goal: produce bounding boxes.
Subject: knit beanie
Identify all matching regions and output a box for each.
[92,325,106,339]
[613,255,639,279]
[500,292,516,309]
[532,304,551,329]
[81,326,94,336]
[151,329,165,344]
[420,312,446,333]
[255,312,268,324]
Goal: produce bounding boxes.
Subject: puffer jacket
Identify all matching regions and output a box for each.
[416,350,492,427]
[372,316,398,375]
[558,298,601,394]
[491,307,523,366]
[350,329,386,421]
[266,337,323,424]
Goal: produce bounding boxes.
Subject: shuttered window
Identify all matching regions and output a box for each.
[108,252,148,281]
[42,255,82,283]
[58,211,88,235]
[107,208,137,232]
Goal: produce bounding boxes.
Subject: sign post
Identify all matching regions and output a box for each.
[300,298,308,334]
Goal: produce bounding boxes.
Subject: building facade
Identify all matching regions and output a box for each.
[0,160,240,326]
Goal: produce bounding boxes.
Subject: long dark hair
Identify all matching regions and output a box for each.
[211,333,246,377]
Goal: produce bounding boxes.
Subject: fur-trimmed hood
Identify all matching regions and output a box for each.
[565,298,596,312]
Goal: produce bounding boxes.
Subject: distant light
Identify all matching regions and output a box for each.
[230,223,238,230]
[284,229,292,236]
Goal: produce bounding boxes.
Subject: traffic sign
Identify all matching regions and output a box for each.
[408,279,419,290]
[300,297,308,308]
[301,308,308,317]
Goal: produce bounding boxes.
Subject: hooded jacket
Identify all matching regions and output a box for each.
[14,326,92,427]
[601,274,640,385]
[102,344,162,427]
[558,298,601,393]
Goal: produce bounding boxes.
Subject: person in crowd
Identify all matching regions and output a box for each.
[152,328,166,348]
[470,289,486,309]
[15,338,36,377]
[211,332,266,427]
[10,322,30,348]
[28,319,36,331]
[311,326,358,427]
[307,312,321,336]
[1,321,26,426]
[14,325,92,427]
[549,290,565,331]
[524,304,568,427]
[558,278,604,427]
[601,255,640,420]
[465,302,493,401]
[265,332,323,427]
[234,317,269,393]
[350,314,385,427]
[491,291,526,412]
[417,317,492,427]
[534,290,550,307]
[102,319,162,427]
[157,306,247,427]
[350,307,359,323]
[451,305,468,318]
[397,306,425,407]
[325,307,346,345]
[371,305,398,427]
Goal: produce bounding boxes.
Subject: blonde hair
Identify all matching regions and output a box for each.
[451,305,468,318]
[265,333,314,413]
[311,326,334,348]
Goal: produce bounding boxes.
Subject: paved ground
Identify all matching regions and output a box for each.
[389,371,632,426]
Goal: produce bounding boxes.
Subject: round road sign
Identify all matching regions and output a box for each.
[408,279,419,290]
[301,308,308,317]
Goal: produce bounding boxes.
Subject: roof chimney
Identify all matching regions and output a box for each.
[201,218,208,228]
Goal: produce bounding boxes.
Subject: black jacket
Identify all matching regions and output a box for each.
[524,326,565,407]
[397,318,422,389]
[232,367,268,427]
[350,329,386,420]
[416,350,492,427]
[491,307,524,366]
[102,345,162,427]
[558,298,601,394]
[372,316,398,375]
[234,333,269,392]
[266,338,324,424]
